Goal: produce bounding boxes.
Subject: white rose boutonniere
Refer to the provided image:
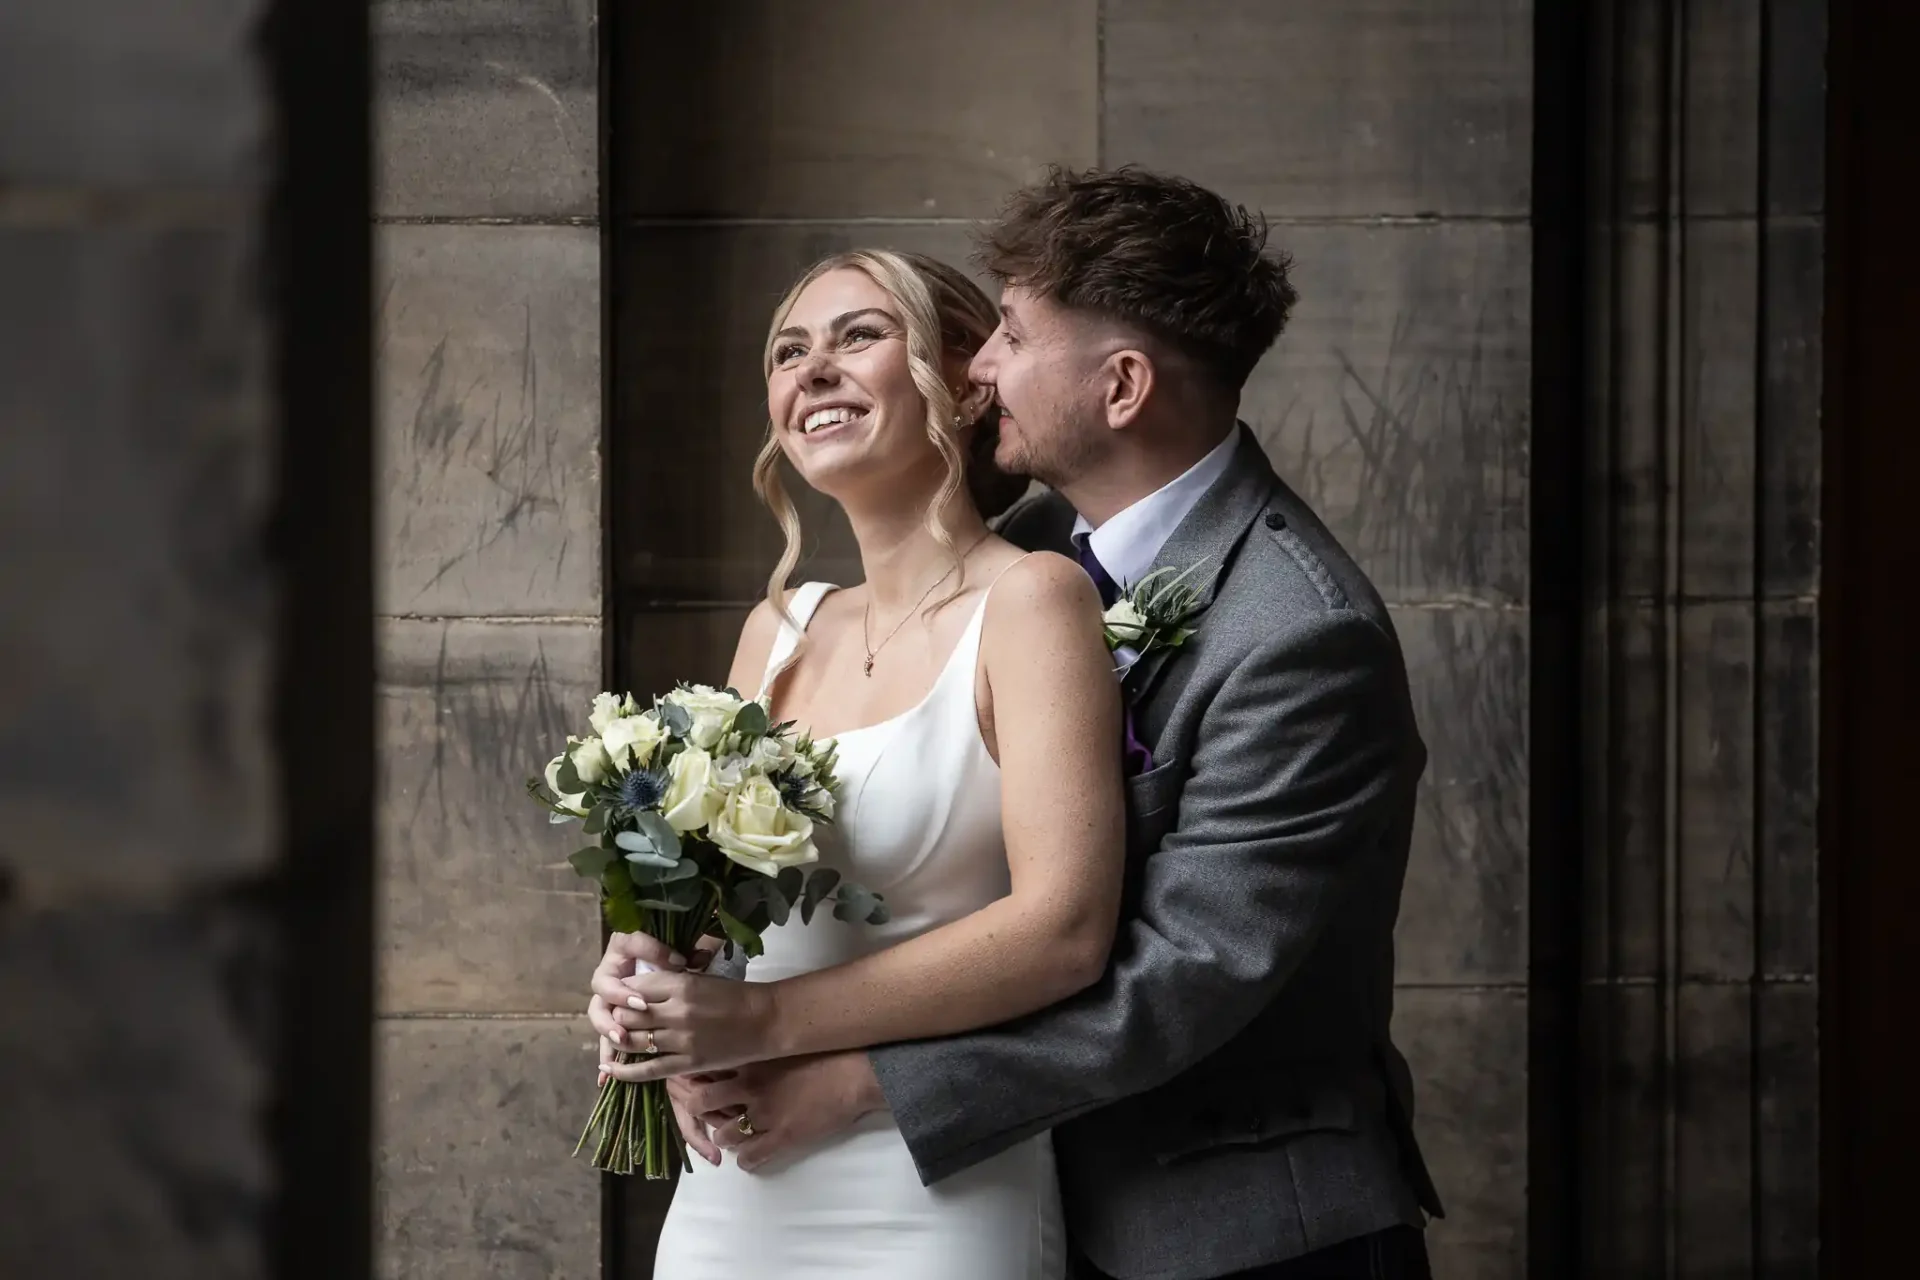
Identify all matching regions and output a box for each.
[1101,561,1214,673]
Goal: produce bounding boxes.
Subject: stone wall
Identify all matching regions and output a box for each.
[371,3,604,1277]
[2,2,373,1279]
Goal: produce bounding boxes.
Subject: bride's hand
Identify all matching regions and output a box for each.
[597,969,781,1082]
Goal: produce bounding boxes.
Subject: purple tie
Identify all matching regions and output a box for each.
[1074,534,1122,609]
[1075,536,1153,776]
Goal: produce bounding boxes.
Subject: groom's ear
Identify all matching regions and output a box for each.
[1102,349,1156,431]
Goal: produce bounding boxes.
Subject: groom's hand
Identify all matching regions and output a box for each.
[675,1052,888,1172]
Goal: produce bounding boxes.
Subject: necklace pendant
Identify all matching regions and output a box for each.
[862,655,875,677]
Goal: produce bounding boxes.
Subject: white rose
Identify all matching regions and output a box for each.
[1102,598,1148,644]
[711,753,749,790]
[660,746,723,833]
[568,736,615,785]
[543,754,588,815]
[751,735,795,773]
[601,712,665,772]
[665,685,742,750]
[588,692,625,738]
[708,775,819,876]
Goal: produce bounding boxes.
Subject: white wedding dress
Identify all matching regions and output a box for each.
[651,577,1066,1280]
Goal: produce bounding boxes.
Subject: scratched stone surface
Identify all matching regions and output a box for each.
[376,224,602,619]
[374,0,598,218]
[378,1018,599,1280]
[1242,221,1530,606]
[377,618,602,1014]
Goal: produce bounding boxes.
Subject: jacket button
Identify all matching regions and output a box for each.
[1265,512,1286,531]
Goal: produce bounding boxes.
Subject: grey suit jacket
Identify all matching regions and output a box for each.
[867,426,1444,1280]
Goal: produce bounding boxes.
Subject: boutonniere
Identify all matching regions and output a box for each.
[1102,561,1215,672]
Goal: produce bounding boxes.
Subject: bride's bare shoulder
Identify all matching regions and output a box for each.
[981,551,1104,647]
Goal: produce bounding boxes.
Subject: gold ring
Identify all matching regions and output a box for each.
[735,1113,756,1138]
[642,1029,658,1055]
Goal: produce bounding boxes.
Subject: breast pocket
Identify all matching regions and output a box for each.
[1125,758,1184,853]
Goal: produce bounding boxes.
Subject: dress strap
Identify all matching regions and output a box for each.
[757,582,836,697]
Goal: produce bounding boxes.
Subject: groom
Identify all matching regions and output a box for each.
[668,167,1441,1278]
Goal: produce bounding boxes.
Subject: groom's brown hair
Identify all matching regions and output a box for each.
[975,165,1298,391]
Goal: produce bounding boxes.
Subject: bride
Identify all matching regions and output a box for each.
[595,249,1126,1279]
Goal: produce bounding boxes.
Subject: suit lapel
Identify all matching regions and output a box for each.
[1121,423,1278,712]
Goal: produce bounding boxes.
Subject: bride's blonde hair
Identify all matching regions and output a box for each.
[754,249,1015,632]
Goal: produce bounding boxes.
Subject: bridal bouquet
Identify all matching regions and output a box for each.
[527,684,888,1177]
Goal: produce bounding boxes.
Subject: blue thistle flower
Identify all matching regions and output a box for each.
[774,771,812,812]
[618,768,667,812]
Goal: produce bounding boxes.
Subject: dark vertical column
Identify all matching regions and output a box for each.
[268,2,375,1278]
[1529,1,1592,1274]
[1581,2,1824,1275]
[1819,1,1920,1274]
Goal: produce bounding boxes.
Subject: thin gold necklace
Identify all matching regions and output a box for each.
[861,536,990,677]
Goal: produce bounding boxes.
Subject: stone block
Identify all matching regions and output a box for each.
[1677,603,1755,982]
[1390,606,1527,986]
[1585,604,1666,980]
[0,0,265,187]
[1760,218,1823,596]
[378,1017,599,1279]
[1601,222,1669,603]
[1103,0,1532,217]
[0,907,274,1280]
[1679,219,1761,602]
[1243,222,1530,605]
[0,226,275,903]
[1674,981,1755,1277]
[1391,986,1527,1280]
[1755,980,1819,1276]
[615,0,1097,219]
[1765,0,1827,216]
[377,225,601,617]
[374,0,597,218]
[1682,0,1763,216]
[378,619,602,1013]
[613,222,983,601]
[1757,603,1817,978]
[1579,980,1666,1276]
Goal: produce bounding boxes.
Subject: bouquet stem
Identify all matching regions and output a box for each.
[573,903,705,1178]
[574,1067,688,1178]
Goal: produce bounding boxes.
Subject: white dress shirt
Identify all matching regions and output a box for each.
[1071,428,1241,590]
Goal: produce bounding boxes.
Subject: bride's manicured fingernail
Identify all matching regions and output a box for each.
[627,997,646,1011]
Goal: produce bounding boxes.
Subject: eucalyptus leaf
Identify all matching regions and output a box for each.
[732,701,769,739]
[714,905,763,959]
[832,882,878,924]
[553,755,585,796]
[864,897,891,925]
[800,868,840,926]
[658,702,693,738]
[632,894,693,912]
[775,866,804,903]
[632,811,681,860]
[568,846,618,879]
[548,810,578,825]
[614,828,677,868]
[583,803,612,837]
[627,854,699,886]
